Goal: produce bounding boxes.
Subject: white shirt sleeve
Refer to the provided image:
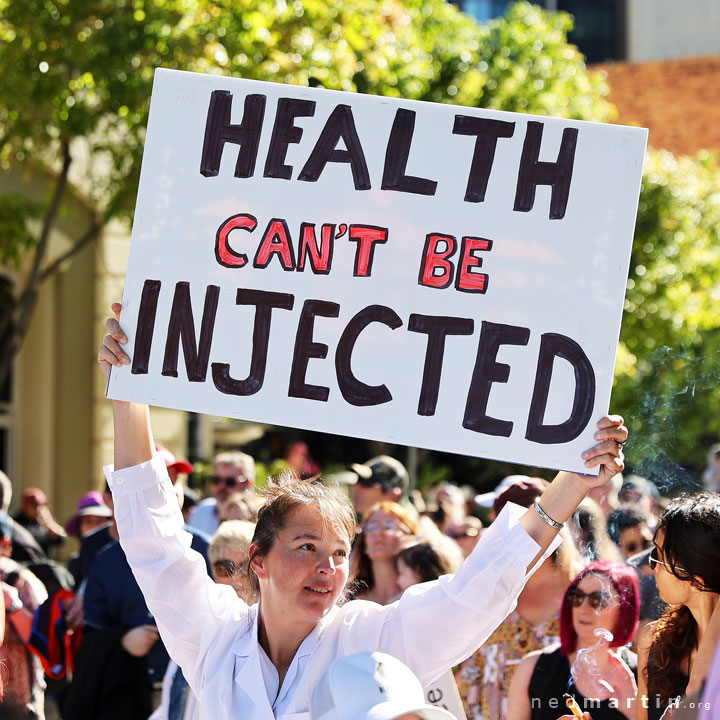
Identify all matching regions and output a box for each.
[338,502,561,687]
[105,456,250,691]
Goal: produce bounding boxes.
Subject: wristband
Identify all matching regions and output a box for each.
[534,499,563,530]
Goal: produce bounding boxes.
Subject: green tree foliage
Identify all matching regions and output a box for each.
[0,0,611,388]
[613,148,720,484]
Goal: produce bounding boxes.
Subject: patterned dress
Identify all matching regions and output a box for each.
[456,610,560,720]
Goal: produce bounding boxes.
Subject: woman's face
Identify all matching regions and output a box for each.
[570,572,622,646]
[251,505,351,624]
[212,546,252,602]
[652,531,692,606]
[363,510,412,561]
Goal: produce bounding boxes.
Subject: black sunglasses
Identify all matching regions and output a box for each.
[212,560,243,578]
[623,538,651,555]
[211,475,249,488]
[566,588,612,610]
[649,546,686,573]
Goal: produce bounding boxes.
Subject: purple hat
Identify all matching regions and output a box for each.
[65,491,112,538]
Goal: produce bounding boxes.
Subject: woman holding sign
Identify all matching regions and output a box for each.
[98,303,627,720]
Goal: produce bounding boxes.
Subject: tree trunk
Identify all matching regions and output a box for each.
[0,142,104,392]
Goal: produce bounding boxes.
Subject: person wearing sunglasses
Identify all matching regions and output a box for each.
[606,506,654,561]
[636,492,720,720]
[187,450,256,536]
[149,520,257,720]
[507,561,639,720]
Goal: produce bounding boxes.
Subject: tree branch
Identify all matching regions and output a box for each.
[37,219,102,283]
[19,141,72,303]
[11,142,73,355]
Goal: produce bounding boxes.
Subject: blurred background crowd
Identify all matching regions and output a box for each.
[1,443,720,719]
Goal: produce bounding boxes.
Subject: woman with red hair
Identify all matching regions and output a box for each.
[507,561,639,720]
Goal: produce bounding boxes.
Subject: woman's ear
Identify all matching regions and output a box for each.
[248,543,267,580]
[690,574,708,592]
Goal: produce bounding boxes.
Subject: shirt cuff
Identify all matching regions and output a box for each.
[103,455,170,495]
[481,502,563,569]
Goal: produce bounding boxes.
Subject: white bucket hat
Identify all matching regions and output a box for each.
[473,474,530,507]
[310,652,457,720]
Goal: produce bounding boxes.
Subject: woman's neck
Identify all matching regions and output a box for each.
[688,591,720,642]
[258,604,316,685]
[370,557,400,604]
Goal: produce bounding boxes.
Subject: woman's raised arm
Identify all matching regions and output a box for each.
[98,302,155,469]
[519,416,627,569]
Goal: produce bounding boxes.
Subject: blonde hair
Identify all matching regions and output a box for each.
[219,492,256,522]
[214,451,256,482]
[209,520,256,564]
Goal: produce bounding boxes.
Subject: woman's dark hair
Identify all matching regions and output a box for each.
[606,505,651,545]
[649,492,720,699]
[395,542,453,584]
[247,471,356,597]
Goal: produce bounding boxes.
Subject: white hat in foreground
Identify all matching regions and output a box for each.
[310,652,457,720]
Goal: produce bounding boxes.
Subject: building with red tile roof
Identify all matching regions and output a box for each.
[596,54,720,156]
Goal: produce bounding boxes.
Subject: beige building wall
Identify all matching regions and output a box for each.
[627,0,720,61]
[17,240,95,527]
[10,199,190,542]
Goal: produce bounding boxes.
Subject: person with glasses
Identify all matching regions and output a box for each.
[636,493,720,720]
[606,506,654,561]
[350,502,421,605]
[97,305,628,720]
[209,519,257,601]
[187,450,256,536]
[507,561,639,720]
[149,519,257,720]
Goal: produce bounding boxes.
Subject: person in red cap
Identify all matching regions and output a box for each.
[154,445,194,485]
[13,487,66,557]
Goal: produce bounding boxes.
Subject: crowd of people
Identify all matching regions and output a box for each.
[0,315,718,720]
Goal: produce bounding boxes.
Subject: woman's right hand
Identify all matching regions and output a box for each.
[97,302,129,381]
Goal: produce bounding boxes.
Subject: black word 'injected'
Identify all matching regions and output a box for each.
[130,280,596,445]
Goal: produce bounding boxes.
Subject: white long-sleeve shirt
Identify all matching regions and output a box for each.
[106,455,559,720]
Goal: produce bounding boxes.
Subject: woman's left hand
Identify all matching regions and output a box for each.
[571,415,627,491]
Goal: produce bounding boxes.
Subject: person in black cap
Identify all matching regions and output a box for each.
[349,456,410,517]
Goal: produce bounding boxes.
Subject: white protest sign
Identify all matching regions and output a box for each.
[107,68,647,473]
[425,670,468,720]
